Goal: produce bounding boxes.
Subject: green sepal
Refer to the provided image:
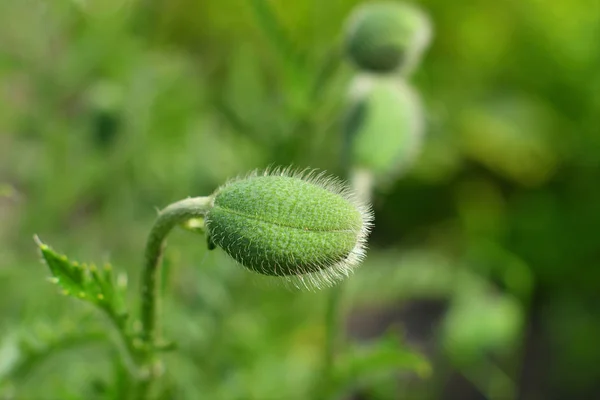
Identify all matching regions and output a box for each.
[206,235,216,251]
[179,218,218,249]
[180,217,206,235]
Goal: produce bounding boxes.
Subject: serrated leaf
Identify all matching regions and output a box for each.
[36,238,87,297]
[35,237,125,317]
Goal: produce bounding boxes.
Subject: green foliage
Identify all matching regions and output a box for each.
[0,320,109,395]
[1,0,599,398]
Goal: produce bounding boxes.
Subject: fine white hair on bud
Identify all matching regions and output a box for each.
[204,167,373,290]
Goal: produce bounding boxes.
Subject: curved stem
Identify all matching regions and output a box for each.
[138,196,213,395]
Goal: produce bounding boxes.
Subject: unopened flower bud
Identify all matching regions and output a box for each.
[344,1,432,74]
[204,169,373,288]
[343,75,425,182]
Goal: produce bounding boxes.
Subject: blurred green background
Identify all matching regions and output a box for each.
[1,0,599,399]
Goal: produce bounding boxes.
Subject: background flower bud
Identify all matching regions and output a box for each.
[343,1,432,74]
[343,75,425,182]
[204,169,373,287]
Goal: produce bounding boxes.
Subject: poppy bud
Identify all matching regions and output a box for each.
[204,169,373,288]
[344,1,432,74]
[343,75,425,182]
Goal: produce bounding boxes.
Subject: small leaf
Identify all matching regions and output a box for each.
[34,237,126,318]
[36,237,87,296]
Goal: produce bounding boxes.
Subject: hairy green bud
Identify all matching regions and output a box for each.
[204,168,373,288]
[344,75,425,182]
[344,1,432,74]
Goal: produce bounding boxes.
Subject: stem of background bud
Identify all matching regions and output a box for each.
[320,282,345,399]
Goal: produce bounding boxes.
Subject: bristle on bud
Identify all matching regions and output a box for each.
[204,167,373,290]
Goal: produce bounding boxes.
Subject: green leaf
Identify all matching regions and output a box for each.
[333,329,431,395]
[35,236,126,316]
[0,320,107,386]
[37,239,87,298]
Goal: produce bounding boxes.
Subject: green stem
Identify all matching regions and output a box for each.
[319,283,345,399]
[101,306,139,380]
[460,361,516,400]
[138,196,213,396]
[309,48,341,100]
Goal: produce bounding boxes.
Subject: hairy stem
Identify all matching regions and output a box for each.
[101,306,139,381]
[138,196,213,396]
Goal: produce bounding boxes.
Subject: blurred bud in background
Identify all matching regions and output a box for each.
[85,80,124,149]
[343,74,425,187]
[343,1,432,75]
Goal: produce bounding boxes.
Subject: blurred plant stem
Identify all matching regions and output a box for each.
[249,0,304,66]
[137,196,213,399]
[319,282,345,399]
